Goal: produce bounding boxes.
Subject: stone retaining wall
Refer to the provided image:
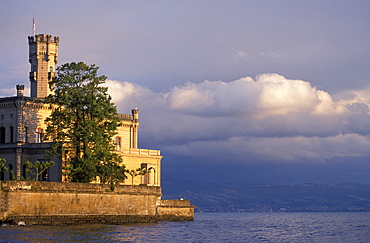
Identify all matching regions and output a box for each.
[157,199,195,221]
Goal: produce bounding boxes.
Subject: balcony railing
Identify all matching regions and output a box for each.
[121,148,161,156]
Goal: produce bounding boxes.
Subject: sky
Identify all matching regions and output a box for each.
[1,0,370,185]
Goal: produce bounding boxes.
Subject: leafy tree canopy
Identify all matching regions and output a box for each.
[126,168,148,186]
[45,62,123,184]
[25,160,55,182]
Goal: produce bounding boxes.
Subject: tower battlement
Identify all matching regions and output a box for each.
[28,34,59,44]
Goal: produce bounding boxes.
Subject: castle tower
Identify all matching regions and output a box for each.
[28,34,59,98]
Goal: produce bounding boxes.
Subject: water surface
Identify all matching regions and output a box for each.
[1,212,369,242]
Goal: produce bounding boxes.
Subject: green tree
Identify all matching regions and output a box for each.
[25,160,55,181]
[126,168,148,186]
[98,157,127,191]
[45,62,123,183]
[0,158,8,180]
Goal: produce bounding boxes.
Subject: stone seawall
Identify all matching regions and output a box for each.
[157,200,195,221]
[0,181,194,225]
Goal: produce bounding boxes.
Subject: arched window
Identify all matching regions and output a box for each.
[10,126,14,143]
[8,164,13,180]
[141,163,148,184]
[115,137,121,151]
[23,164,27,179]
[41,169,49,181]
[0,127,5,143]
[146,167,156,186]
[37,160,50,181]
[23,127,28,142]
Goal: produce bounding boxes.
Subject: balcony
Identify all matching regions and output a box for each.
[121,148,161,156]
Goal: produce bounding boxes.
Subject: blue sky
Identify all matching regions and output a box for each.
[1,1,370,185]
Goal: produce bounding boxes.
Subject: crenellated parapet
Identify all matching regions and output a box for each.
[28,34,59,44]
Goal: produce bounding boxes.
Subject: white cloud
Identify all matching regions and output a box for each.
[104,79,164,113]
[167,82,215,112]
[164,73,344,118]
[105,74,370,162]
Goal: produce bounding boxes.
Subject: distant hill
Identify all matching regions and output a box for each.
[162,179,370,212]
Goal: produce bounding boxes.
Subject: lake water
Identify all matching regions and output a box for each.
[1,212,370,242]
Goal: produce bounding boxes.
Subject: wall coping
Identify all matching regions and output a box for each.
[158,199,194,207]
[0,181,161,195]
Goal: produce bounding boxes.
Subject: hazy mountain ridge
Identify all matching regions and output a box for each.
[162,179,370,212]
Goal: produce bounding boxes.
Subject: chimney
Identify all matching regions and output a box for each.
[16,84,25,97]
[132,108,139,121]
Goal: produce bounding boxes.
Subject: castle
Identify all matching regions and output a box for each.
[0,34,161,186]
[0,33,193,225]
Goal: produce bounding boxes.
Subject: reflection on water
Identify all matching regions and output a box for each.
[1,212,370,242]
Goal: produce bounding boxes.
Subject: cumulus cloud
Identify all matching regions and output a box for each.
[165,73,343,118]
[105,74,370,163]
[104,80,164,112]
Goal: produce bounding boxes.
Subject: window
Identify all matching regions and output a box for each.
[0,127,5,143]
[8,164,13,180]
[141,163,148,185]
[38,159,50,181]
[23,127,28,142]
[23,164,27,179]
[41,169,49,181]
[10,126,14,143]
[36,128,43,143]
[115,137,121,151]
